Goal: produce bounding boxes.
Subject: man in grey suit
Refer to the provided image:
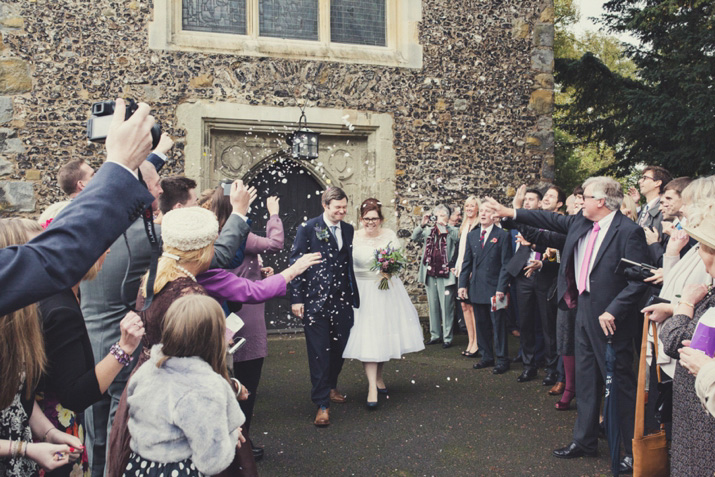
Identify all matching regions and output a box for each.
[634,165,672,234]
[81,167,253,476]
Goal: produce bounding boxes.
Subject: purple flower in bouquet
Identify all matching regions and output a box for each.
[371,242,407,290]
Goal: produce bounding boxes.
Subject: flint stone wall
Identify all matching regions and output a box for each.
[0,0,554,316]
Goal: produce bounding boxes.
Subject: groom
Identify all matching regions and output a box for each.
[290,186,360,427]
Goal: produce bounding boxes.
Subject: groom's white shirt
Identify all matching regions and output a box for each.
[323,212,342,250]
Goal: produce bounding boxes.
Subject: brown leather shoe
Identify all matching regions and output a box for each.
[549,382,566,396]
[329,389,347,404]
[314,406,330,427]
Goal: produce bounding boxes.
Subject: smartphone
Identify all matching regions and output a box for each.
[229,337,247,355]
[222,181,232,196]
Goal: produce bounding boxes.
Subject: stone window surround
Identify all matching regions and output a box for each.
[176,102,397,221]
[149,0,423,68]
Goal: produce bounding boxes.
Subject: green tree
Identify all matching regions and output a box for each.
[553,0,636,192]
[555,0,715,177]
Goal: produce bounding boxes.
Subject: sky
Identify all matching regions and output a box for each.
[572,0,608,36]
[571,0,639,46]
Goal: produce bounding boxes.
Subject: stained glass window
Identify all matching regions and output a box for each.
[330,0,385,46]
[259,0,319,41]
[183,0,246,34]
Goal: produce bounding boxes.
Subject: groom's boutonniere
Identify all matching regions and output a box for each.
[490,237,498,243]
[314,225,330,242]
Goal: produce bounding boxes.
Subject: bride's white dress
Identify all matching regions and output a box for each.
[343,228,425,362]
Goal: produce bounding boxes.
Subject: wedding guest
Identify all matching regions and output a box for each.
[0,219,83,475]
[230,195,285,461]
[412,205,459,348]
[458,207,513,374]
[108,206,320,475]
[643,176,715,381]
[621,195,638,221]
[632,165,672,233]
[123,295,246,476]
[453,197,480,357]
[678,340,715,418]
[658,200,715,476]
[35,205,146,477]
[343,199,425,408]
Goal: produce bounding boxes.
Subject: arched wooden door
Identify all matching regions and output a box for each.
[245,156,325,332]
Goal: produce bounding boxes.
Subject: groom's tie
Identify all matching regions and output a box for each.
[330,225,342,250]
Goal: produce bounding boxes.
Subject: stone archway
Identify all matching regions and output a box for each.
[243,153,327,332]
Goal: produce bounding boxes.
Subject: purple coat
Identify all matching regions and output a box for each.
[205,215,284,362]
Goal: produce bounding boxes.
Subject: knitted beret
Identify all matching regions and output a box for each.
[161,207,219,251]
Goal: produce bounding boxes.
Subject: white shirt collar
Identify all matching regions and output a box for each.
[481,224,494,237]
[645,197,660,210]
[323,212,340,228]
[595,209,617,229]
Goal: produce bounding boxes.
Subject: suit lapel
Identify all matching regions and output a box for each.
[591,212,621,271]
[475,227,496,266]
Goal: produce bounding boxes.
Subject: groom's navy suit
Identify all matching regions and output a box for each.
[290,214,360,407]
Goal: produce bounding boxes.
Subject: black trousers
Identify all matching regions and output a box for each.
[303,291,354,407]
[473,303,509,366]
[516,274,558,371]
[573,292,636,455]
[232,357,264,434]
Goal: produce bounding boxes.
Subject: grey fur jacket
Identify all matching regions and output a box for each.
[127,345,245,475]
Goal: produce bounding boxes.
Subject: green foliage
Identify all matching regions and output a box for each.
[556,0,715,177]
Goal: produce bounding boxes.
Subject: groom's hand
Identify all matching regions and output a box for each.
[292,304,304,318]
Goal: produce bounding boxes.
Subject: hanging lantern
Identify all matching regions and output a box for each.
[287,109,320,160]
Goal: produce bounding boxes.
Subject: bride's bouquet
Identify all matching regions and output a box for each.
[370,242,407,290]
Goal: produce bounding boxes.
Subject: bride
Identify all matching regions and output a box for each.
[343,198,425,409]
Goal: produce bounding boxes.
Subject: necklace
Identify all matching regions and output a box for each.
[175,263,197,283]
[162,251,197,282]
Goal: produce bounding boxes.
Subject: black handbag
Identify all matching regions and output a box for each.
[651,322,672,425]
[654,378,673,424]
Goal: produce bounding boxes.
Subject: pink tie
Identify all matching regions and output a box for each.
[480,230,486,248]
[578,222,601,294]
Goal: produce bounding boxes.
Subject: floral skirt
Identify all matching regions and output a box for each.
[36,391,89,477]
[123,452,203,477]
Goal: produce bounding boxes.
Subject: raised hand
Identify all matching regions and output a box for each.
[105,98,155,171]
[229,180,252,216]
[119,311,145,354]
[266,196,280,216]
[512,184,526,209]
[153,133,174,155]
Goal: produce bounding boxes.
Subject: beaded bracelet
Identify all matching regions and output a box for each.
[110,343,134,367]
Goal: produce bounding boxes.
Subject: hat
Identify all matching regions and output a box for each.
[683,203,715,250]
[161,207,219,251]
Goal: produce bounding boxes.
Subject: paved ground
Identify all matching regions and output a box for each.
[251,333,615,477]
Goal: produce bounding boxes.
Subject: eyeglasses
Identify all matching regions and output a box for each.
[639,175,655,182]
[583,195,601,201]
[362,217,380,223]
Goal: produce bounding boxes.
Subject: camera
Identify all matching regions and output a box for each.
[87,99,161,149]
[430,215,437,222]
[615,258,656,282]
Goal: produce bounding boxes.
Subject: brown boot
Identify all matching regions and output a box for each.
[314,406,330,427]
[329,389,347,403]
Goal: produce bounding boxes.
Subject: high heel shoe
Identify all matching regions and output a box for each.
[377,387,388,394]
[366,400,378,409]
[555,392,575,411]
[463,350,480,358]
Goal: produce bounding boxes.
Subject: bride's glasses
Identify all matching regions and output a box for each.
[362,217,380,223]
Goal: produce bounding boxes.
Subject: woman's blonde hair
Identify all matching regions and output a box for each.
[141,244,214,296]
[0,218,46,408]
[682,176,715,227]
[459,196,480,236]
[158,295,229,382]
[620,195,638,221]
